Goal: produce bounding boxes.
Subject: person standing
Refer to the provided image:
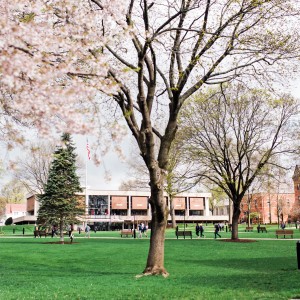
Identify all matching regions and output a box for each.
[85,224,91,238]
[214,223,221,239]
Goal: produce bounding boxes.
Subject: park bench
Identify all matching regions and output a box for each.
[34,230,48,238]
[257,226,267,233]
[120,230,133,237]
[245,227,253,232]
[175,230,192,239]
[276,229,294,239]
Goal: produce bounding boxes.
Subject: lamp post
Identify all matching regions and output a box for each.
[267,200,271,224]
[183,210,186,233]
[133,214,136,238]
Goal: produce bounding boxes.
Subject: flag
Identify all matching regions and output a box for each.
[86,141,91,160]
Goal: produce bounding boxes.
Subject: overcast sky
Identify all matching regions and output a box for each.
[74,134,132,191]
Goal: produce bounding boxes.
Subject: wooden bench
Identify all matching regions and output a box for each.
[34,230,48,238]
[120,230,133,237]
[276,230,294,239]
[175,230,192,239]
[257,226,267,233]
[245,227,253,232]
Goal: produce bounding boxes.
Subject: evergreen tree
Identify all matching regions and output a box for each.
[37,133,83,242]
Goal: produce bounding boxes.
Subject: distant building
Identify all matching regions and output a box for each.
[240,192,294,224]
[240,165,300,224]
[1,203,27,224]
[292,165,300,220]
[13,189,230,227]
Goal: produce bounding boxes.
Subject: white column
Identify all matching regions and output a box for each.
[128,196,131,217]
[204,197,210,216]
[186,197,190,217]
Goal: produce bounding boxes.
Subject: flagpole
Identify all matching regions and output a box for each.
[85,139,90,229]
[85,151,88,215]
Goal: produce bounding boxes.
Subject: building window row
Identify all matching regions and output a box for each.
[87,195,206,216]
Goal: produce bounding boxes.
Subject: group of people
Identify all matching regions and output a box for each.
[195,223,222,239]
[138,223,148,238]
[195,223,204,238]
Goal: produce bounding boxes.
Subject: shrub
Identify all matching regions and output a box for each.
[5,217,13,226]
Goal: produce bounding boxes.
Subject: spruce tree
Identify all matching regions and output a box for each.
[37,133,83,242]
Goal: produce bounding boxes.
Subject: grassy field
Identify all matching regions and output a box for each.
[0,225,300,299]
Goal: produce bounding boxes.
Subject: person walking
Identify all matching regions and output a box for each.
[51,225,57,238]
[85,224,91,238]
[195,223,200,238]
[199,223,204,237]
[138,223,143,238]
[214,223,221,239]
[68,224,74,237]
[142,224,148,237]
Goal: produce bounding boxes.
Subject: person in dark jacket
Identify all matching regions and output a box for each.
[195,223,200,238]
[214,223,221,239]
[199,223,204,237]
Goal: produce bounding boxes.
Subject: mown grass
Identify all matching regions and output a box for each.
[0,227,300,300]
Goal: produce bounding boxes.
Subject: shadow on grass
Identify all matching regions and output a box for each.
[172,256,299,296]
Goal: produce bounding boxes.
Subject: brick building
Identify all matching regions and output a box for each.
[240,165,300,224]
[292,165,300,220]
[240,192,294,224]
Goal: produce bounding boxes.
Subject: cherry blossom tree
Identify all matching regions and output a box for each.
[1,0,300,276]
[0,0,129,140]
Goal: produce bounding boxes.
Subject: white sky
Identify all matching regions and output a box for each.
[74,134,132,191]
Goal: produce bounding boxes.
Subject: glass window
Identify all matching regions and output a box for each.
[88,195,108,215]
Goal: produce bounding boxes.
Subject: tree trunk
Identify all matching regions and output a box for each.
[231,202,241,240]
[143,184,169,277]
[247,209,251,227]
[169,196,176,228]
[59,219,64,244]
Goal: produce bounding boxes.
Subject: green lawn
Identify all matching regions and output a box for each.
[0,225,300,299]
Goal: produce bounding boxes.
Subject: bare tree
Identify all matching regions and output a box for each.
[12,139,85,195]
[105,1,300,274]
[12,142,56,195]
[209,185,228,216]
[180,84,298,240]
